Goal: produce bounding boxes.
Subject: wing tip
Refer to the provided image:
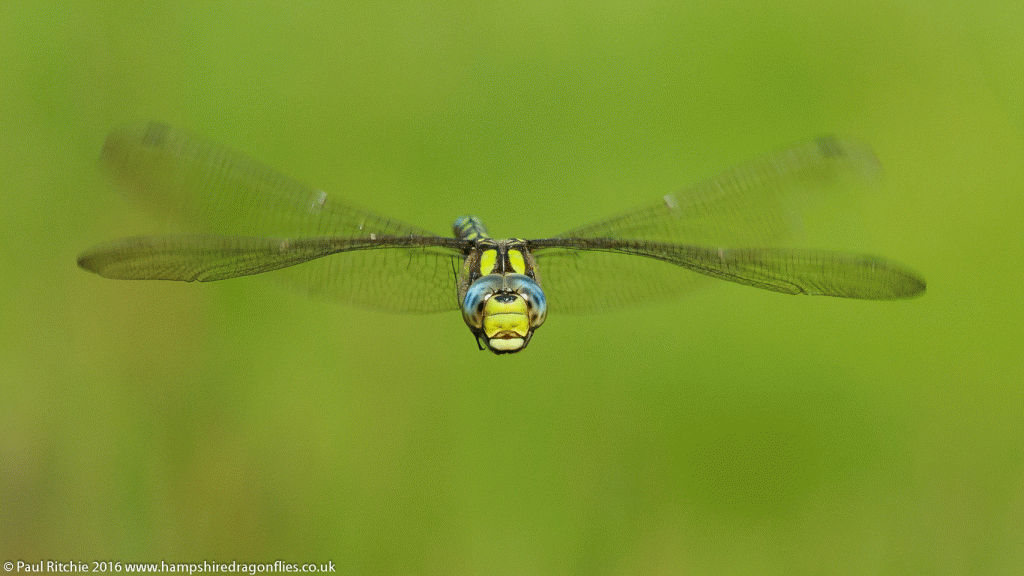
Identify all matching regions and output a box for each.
[814,134,884,184]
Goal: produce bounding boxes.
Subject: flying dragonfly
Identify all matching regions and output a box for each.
[78,122,925,353]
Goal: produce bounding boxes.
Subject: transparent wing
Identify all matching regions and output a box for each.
[85,122,466,312]
[551,136,880,245]
[77,234,466,312]
[101,122,441,238]
[529,137,922,312]
[529,238,925,312]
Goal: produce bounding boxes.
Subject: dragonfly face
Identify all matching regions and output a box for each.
[459,273,548,353]
[77,123,926,356]
[456,232,548,353]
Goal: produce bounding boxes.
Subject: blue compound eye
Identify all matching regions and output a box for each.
[461,283,489,328]
[505,274,547,327]
[461,275,503,329]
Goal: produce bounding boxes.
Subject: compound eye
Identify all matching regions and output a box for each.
[461,275,504,329]
[506,275,547,326]
[461,285,490,328]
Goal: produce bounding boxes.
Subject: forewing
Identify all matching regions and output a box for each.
[78,234,465,312]
[532,137,902,312]
[553,136,880,245]
[87,122,464,311]
[532,238,924,313]
[101,122,442,238]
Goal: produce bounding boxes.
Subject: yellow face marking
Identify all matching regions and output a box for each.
[488,337,525,351]
[479,250,498,275]
[507,249,526,275]
[483,296,529,338]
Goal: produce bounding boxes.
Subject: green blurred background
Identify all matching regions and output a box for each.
[2,1,1022,574]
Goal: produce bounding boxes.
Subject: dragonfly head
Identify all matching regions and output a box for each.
[461,274,547,354]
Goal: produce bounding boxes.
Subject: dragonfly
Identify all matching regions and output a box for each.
[78,122,926,354]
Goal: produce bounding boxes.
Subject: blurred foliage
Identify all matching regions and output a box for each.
[2,1,1022,574]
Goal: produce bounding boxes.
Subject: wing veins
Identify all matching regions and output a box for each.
[530,238,925,300]
[78,234,467,282]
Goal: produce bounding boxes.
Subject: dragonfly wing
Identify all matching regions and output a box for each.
[532,248,710,313]
[88,123,465,312]
[532,238,925,313]
[552,136,881,246]
[101,122,439,238]
[267,240,465,312]
[530,136,902,312]
[78,234,467,312]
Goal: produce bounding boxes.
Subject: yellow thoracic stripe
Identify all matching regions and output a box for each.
[508,249,526,275]
[479,250,498,275]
